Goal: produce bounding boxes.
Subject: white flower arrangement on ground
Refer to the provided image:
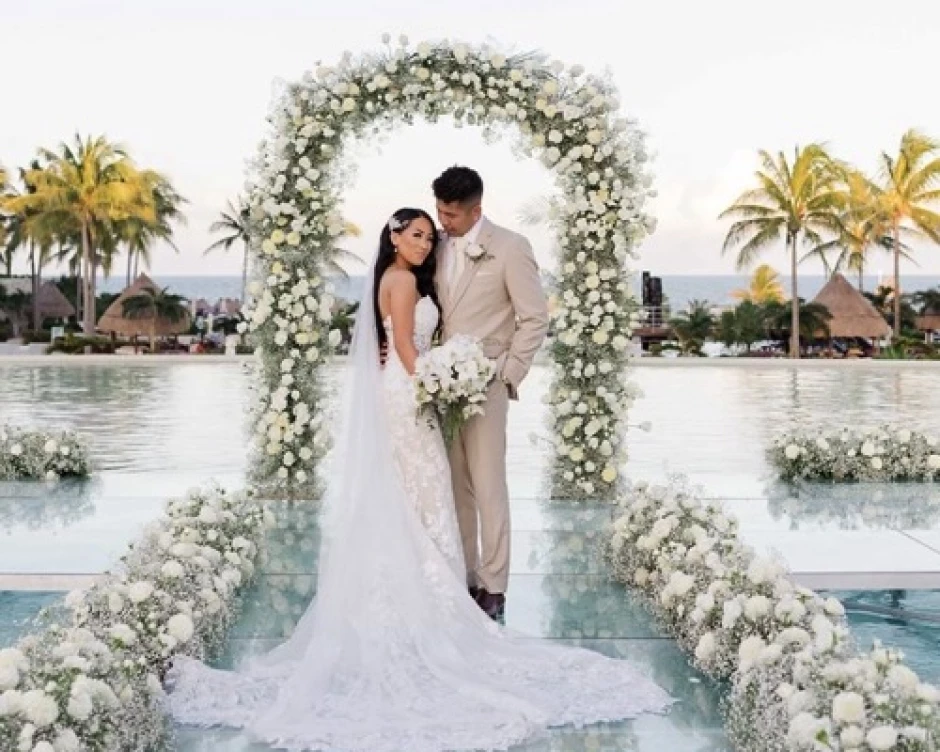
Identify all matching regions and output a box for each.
[243,35,652,498]
[769,426,940,482]
[414,334,496,443]
[606,478,940,750]
[0,426,91,481]
[0,486,271,751]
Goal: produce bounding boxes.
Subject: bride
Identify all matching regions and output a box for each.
[166,208,672,751]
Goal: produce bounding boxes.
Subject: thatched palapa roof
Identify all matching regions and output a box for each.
[916,314,940,332]
[812,273,892,339]
[36,281,76,319]
[0,278,75,319]
[97,273,191,337]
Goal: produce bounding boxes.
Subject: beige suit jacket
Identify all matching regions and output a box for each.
[435,218,549,399]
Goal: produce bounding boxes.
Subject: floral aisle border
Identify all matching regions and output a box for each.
[607,479,940,751]
[0,486,270,751]
[769,426,940,482]
[241,36,653,499]
[0,426,91,481]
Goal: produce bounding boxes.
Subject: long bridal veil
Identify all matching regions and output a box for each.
[166,255,672,752]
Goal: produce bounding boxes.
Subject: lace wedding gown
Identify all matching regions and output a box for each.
[166,295,672,751]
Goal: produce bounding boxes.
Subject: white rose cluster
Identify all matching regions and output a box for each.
[606,478,940,750]
[0,485,268,750]
[245,37,649,496]
[769,425,940,482]
[0,425,91,481]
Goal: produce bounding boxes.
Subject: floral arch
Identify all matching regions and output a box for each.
[242,37,652,500]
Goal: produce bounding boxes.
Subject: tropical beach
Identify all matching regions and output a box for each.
[3,2,940,751]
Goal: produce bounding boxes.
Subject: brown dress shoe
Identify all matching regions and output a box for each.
[476,589,506,621]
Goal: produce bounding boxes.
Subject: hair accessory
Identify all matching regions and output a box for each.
[387,216,406,232]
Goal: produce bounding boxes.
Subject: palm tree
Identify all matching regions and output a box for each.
[803,171,909,292]
[0,165,9,271]
[763,299,833,351]
[204,198,250,302]
[731,264,785,304]
[719,145,842,358]
[720,300,768,352]
[1,161,60,329]
[911,287,940,315]
[326,220,364,279]
[121,285,188,353]
[0,286,31,338]
[118,174,187,285]
[9,135,156,334]
[669,299,714,355]
[878,129,940,335]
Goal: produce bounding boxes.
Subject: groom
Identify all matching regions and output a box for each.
[433,166,549,620]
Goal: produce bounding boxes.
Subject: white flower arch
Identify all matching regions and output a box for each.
[242,37,653,499]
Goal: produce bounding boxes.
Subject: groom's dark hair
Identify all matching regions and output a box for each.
[432,166,483,205]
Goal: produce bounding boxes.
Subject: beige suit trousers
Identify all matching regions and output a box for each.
[448,377,510,594]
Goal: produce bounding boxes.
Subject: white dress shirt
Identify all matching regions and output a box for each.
[446,215,485,290]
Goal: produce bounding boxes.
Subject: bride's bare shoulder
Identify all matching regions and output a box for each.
[380,268,418,296]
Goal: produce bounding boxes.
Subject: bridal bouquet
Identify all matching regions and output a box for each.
[414,335,496,443]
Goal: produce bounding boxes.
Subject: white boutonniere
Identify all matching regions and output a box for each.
[465,242,491,261]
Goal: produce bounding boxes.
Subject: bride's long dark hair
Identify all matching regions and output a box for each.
[373,207,442,354]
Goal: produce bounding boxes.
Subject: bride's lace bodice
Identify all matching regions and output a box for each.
[384,294,438,358]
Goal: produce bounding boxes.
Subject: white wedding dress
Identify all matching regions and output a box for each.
[166,293,672,751]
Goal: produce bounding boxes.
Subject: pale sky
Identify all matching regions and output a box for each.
[4,0,940,280]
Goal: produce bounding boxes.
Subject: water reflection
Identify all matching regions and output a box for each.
[764,480,940,530]
[0,364,251,475]
[0,479,97,531]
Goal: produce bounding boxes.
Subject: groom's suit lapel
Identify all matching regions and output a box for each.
[445,218,495,320]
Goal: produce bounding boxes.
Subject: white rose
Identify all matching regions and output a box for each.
[33,743,55,752]
[167,614,195,643]
[0,665,19,691]
[22,690,59,727]
[108,624,136,645]
[66,692,93,721]
[787,713,824,746]
[738,635,766,670]
[866,726,899,750]
[128,582,154,603]
[927,454,940,469]
[198,507,219,524]
[871,456,884,470]
[887,664,919,693]
[51,729,80,752]
[744,595,771,621]
[840,726,865,747]
[784,444,800,460]
[694,633,716,663]
[161,560,184,579]
[832,691,866,724]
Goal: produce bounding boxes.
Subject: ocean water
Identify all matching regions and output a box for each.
[96,274,940,312]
